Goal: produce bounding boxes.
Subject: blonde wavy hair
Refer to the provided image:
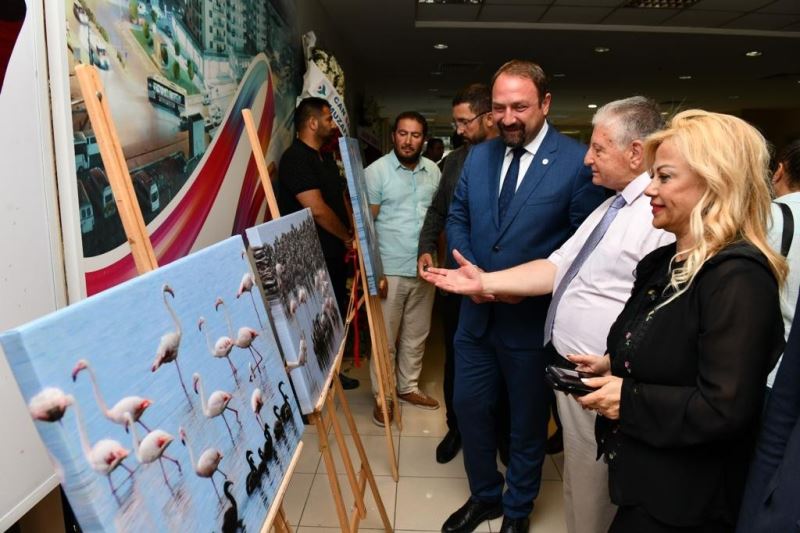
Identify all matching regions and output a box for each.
[643,109,787,301]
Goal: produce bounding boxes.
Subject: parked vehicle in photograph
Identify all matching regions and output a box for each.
[77,180,95,234]
[133,170,160,214]
[86,167,116,219]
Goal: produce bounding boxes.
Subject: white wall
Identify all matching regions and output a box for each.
[0,0,68,529]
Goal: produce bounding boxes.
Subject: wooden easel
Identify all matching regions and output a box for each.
[242,109,393,532]
[75,64,301,533]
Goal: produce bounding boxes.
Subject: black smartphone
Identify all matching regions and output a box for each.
[544,365,596,396]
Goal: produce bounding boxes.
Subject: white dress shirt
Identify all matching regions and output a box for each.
[498,121,549,193]
[547,172,675,359]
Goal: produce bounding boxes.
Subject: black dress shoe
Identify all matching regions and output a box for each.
[442,498,503,533]
[499,516,529,533]
[546,428,563,455]
[339,372,359,390]
[436,429,461,464]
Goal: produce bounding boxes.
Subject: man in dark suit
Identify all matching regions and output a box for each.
[737,288,800,532]
[442,60,605,533]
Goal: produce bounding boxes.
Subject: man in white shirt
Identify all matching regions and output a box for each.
[423,96,674,533]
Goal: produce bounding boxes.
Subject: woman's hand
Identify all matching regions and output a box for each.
[421,249,491,299]
[567,353,611,376]
[576,376,623,420]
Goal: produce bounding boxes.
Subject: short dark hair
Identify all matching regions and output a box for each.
[492,60,549,103]
[452,83,491,116]
[777,139,800,188]
[426,138,444,149]
[393,111,428,137]
[294,97,330,131]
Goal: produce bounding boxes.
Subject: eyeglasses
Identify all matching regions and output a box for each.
[452,112,488,129]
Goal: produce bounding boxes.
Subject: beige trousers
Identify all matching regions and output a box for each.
[556,390,617,533]
[370,275,435,397]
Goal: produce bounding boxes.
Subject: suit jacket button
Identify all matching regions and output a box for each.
[493,245,500,252]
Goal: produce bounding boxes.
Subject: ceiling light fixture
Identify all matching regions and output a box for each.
[587,104,598,109]
[624,0,700,8]
[745,50,762,57]
[552,73,567,78]
[431,71,443,76]
[594,47,610,53]
[678,75,692,80]
[433,43,449,50]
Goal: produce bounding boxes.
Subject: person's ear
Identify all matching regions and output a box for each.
[773,162,785,185]
[629,140,644,170]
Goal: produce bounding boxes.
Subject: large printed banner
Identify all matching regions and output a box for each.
[56,0,301,298]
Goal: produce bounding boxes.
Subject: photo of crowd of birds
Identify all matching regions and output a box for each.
[246,209,345,414]
[0,236,304,532]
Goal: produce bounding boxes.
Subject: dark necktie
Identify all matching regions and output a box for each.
[498,147,526,224]
[543,194,627,345]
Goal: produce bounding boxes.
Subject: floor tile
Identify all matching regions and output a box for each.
[320,433,400,478]
[395,477,489,532]
[487,480,566,533]
[398,436,466,478]
[300,473,396,529]
[551,452,564,479]
[542,455,561,481]
[396,403,449,437]
[296,433,322,474]
[283,472,314,525]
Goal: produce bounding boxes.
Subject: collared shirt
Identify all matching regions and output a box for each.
[498,121,549,193]
[766,191,800,386]
[366,151,441,277]
[548,172,674,358]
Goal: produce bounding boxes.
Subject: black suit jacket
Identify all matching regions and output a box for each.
[597,242,784,527]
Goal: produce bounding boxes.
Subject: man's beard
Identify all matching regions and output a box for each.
[394,146,422,165]
[498,121,526,148]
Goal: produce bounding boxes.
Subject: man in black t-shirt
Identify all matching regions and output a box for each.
[278,97,358,388]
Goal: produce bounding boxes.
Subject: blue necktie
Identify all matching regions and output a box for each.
[498,147,526,224]
[543,194,627,346]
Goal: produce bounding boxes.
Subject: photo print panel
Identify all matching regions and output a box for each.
[339,137,384,295]
[245,209,345,414]
[0,236,303,533]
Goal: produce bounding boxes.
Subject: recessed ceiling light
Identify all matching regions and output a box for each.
[431,71,443,76]
[594,46,610,53]
[660,111,669,116]
[428,88,439,92]
[745,50,762,57]
[678,75,692,80]
[552,73,566,78]
[587,104,598,109]
[625,0,700,8]
[433,43,448,50]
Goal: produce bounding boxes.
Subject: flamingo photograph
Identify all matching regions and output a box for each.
[0,236,303,532]
[246,209,345,415]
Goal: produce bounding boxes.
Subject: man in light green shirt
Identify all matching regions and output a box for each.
[366,111,441,425]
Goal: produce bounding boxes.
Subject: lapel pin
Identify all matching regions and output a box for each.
[542,158,549,165]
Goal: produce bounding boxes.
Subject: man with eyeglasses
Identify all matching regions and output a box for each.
[365,111,442,426]
[417,83,498,464]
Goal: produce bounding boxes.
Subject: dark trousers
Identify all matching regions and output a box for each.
[453,323,550,518]
[326,255,348,318]
[440,291,461,432]
[610,506,732,533]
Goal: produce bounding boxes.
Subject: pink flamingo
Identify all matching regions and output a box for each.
[179,426,227,501]
[251,388,265,426]
[236,269,264,329]
[71,395,135,501]
[198,317,238,383]
[216,298,263,375]
[151,284,192,404]
[124,412,181,491]
[285,334,308,371]
[287,297,298,317]
[193,372,242,443]
[28,387,72,423]
[72,359,151,432]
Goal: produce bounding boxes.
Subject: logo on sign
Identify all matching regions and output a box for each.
[316,84,327,96]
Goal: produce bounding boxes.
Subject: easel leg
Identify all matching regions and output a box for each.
[326,387,366,518]
[312,413,351,533]
[334,376,393,532]
[273,506,292,533]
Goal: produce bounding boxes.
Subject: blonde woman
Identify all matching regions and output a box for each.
[573,110,786,532]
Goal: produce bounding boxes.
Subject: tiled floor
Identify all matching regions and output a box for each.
[282,317,568,532]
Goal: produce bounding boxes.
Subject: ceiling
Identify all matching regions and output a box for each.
[315,0,800,137]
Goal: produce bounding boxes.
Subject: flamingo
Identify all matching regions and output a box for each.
[285,335,308,371]
[72,359,151,432]
[124,413,181,491]
[151,284,192,404]
[198,317,238,383]
[236,269,264,329]
[221,481,244,533]
[215,298,263,375]
[287,297,298,317]
[28,387,72,423]
[71,395,135,501]
[179,426,227,501]
[251,388,265,426]
[193,372,242,443]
